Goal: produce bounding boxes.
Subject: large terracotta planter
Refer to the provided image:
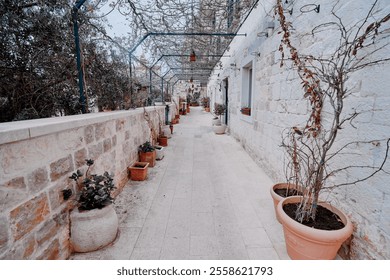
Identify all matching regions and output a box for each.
[128,162,149,181]
[158,136,168,146]
[70,204,119,253]
[277,196,353,260]
[270,183,301,223]
[139,150,156,167]
[213,124,226,134]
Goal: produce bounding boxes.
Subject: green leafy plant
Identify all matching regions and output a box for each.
[69,159,116,211]
[138,141,155,153]
[201,97,210,108]
[213,103,226,121]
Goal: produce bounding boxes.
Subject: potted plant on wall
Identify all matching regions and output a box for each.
[213,103,226,134]
[274,0,390,259]
[240,106,251,116]
[69,159,118,253]
[139,141,156,167]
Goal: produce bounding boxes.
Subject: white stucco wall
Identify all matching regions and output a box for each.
[207,0,390,259]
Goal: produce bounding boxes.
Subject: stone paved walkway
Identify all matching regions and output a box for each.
[71,106,289,260]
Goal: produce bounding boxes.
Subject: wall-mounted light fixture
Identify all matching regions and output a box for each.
[250,51,261,57]
[300,4,320,13]
[283,0,294,15]
[257,21,275,38]
[230,63,240,71]
[266,21,275,37]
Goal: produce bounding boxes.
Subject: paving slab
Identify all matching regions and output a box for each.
[70,106,287,260]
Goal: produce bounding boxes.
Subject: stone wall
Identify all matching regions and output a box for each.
[0,105,173,259]
[207,0,390,259]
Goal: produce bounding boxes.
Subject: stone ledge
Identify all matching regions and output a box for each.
[0,107,165,146]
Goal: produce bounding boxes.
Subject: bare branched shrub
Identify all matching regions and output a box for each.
[276,0,390,222]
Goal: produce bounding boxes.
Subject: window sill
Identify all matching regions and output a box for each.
[240,113,253,124]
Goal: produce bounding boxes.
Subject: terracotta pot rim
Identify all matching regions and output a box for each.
[277,196,353,242]
[129,162,149,169]
[270,183,300,200]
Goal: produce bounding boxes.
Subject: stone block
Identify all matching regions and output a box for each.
[36,238,60,260]
[22,234,36,259]
[0,216,9,255]
[2,177,26,190]
[88,142,103,161]
[10,193,50,241]
[103,138,112,153]
[116,119,125,132]
[27,167,49,193]
[36,219,59,246]
[0,189,29,212]
[74,148,87,168]
[50,155,74,182]
[112,135,117,147]
[84,125,94,144]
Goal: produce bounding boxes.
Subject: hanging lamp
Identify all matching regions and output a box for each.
[190,50,196,62]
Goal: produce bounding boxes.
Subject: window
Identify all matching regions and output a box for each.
[241,61,253,117]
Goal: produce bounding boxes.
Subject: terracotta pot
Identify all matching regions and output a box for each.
[241,107,251,116]
[205,107,210,112]
[270,183,301,223]
[169,124,174,134]
[70,204,119,253]
[277,196,353,260]
[213,124,226,134]
[128,162,149,181]
[139,150,156,167]
[158,136,168,147]
[175,114,180,119]
[154,145,164,160]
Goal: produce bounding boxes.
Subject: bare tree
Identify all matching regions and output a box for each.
[276,0,390,222]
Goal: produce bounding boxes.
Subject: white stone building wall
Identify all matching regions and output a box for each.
[207,0,390,259]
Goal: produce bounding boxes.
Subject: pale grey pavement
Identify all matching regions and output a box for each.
[71,106,289,260]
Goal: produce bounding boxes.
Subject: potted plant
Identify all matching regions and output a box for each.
[274,0,390,259]
[240,106,251,116]
[201,96,210,112]
[270,182,302,223]
[138,141,156,167]
[128,162,149,181]
[154,145,165,160]
[158,133,168,146]
[213,103,226,134]
[69,159,119,253]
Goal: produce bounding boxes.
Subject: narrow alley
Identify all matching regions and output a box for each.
[71,106,288,260]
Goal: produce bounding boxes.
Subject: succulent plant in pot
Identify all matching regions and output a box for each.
[138,141,156,167]
[69,159,119,253]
